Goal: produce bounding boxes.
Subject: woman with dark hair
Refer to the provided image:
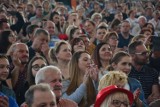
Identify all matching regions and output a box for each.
[27,56,47,87]
[68,26,81,42]
[50,11,62,35]
[70,37,86,54]
[92,42,112,79]
[0,30,16,54]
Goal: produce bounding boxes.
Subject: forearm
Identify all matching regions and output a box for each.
[11,67,20,88]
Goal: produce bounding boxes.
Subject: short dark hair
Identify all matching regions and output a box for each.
[0,54,8,60]
[26,24,39,35]
[128,41,143,54]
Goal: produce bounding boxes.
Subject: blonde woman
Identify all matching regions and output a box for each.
[98,71,128,91]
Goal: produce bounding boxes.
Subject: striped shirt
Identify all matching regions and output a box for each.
[129,65,159,99]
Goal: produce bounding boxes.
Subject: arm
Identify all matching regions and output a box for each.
[147,84,160,103]
[62,83,86,103]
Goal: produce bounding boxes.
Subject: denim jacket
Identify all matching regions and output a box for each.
[128,77,148,107]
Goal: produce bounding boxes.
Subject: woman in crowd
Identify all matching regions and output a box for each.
[70,37,86,54]
[68,26,82,42]
[64,51,98,107]
[103,31,119,54]
[107,51,148,107]
[98,71,128,91]
[27,56,47,87]
[0,30,17,54]
[92,42,112,79]
[94,85,134,107]
[50,40,72,93]
[50,11,62,35]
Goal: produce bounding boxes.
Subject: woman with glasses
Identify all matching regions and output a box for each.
[27,56,47,87]
[107,51,148,107]
[94,85,134,107]
[103,31,119,54]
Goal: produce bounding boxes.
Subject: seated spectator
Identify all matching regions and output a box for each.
[94,85,134,107]
[24,83,57,107]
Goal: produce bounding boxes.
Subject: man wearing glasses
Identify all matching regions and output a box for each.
[128,41,160,104]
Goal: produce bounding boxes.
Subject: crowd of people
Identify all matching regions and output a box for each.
[0,0,160,107]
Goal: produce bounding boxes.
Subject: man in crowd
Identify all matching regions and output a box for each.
[24,83,57,107]
[128,41,160,103]
[35,65,78,107]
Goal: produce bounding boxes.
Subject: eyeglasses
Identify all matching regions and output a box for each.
[112,100,129,107]
[110,36,118,40]
[135,51,150,56]
[32,64,46,71]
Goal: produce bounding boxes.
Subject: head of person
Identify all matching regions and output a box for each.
[26,4,35,13]
[0,19,10,32]
[70,38,86,54]
[110,19,121,34]
[53,40,72,63]
[49,11,60,25]
[92,43,112,69]
[42,0,50,10]
[35,5,43,17]
[114,12,123,21]
[69,26,81,42]
[143,23,155,35]
[98,71,128,91]
[91,13,102,25]
[96,26,108,42]
[0,54,9,82]
[12,43,29,65]
[79,34,90,47]
[152,10,160,20]
[109,51,132,75]
[140,28,152,38]
[137,16,147,27]
[76,5,85,18]
[26,24,39,41]
[103,31,119,49]
[43,21,55,36]
[131,35,146,43]
[32,28,50,51]
[120,20,131,34]
[0,30,17,53]
[25,83,57,107]
[94,85,134,107]
[27,56,47,86]
[128,41,149,65]
[35,66,62,100]
[84,19,96,34]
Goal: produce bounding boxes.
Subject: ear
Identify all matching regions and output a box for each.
[111,62,117,70]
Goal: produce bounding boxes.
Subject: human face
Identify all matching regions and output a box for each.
[113,56,132,75]
[72,29,81,38]
[0,58,9,81]
[143,31,151,38]
[52,14,60,25]
[108,35,118,47]
[84,21,95,33]
[99,44,112,61]
[120,22,130,33]
[36,7,43,16]
[33,33,49,51]
[60,16,65,26]
[96,29,107,41]
[73,40,85,53]
[32,59,47,77]
[56,44,72,61]
[31,90,57,107]
[134,45,149,65]
[8,33,16,44]
[14,44,29,64]
[45,22,55,35]
[44,71,63,99]
[78,53,91,74]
